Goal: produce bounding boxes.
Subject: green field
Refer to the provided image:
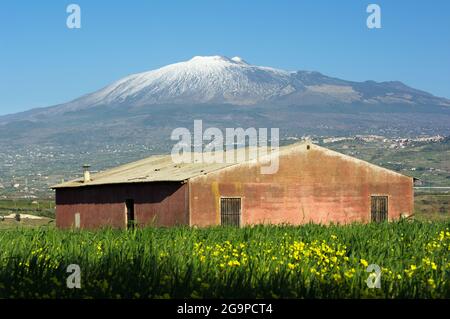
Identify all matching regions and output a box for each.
[0,221,449,299]
[0,199,54,218]
[0,193,448,299]
[415,193,450,221]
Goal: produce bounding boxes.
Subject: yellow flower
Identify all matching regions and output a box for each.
[404,265,417,278]
[287,263,296,270]
[360,259,369,268]
[310,267,319,275]
[332,273,342,282]
[344,270,354,279]
[422,257,431,266]
[427,278,436,289]
[227,260,240,267]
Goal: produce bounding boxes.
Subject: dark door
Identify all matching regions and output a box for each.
[371,196,388,222]
[220,198,241,227]
[125,199,135,228]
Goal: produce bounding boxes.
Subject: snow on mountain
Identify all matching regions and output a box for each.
[9,55,450,119]
[65,55,303,110]
[1,55,450,149]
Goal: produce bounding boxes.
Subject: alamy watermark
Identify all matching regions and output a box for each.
[66,264,81,289]
[366,4,381,29]
[366,264,382,288]
[170,120,280,174]
[66,4,81,29]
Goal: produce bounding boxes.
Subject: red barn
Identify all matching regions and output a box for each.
[52,142,414,229]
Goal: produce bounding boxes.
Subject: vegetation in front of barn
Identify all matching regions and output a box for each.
[0,221,449,298]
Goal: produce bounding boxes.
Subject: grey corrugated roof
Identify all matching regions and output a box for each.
[52,141,411,189]
[51,143,285,188]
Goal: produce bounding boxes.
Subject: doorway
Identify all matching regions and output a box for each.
[371,196,388,222]
[125,199,135,228]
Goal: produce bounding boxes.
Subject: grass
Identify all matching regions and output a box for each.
[415,193,450,221]
[0,221,449,299]
[0,199,55,218]
[0,217,54,230]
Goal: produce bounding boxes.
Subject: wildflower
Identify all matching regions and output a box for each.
[310,267,319,275]
[344,270,354,279]
[405,265,417,278]
[332,273,342,282]
[427,278,436,289]
[422,257,431,266]
[360,259,369,268]
[227,260,240,267]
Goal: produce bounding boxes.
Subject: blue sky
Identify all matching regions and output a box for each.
[0,0,449,115]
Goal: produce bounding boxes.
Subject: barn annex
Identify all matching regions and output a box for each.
[52,142,414,229]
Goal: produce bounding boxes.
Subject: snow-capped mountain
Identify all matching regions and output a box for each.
[63,55,298,109]
[1,55,450,150]
[49,55,450,113]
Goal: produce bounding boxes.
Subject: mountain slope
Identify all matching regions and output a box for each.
[6,55,448,119]
[1,55,450,149]
[47,56,300,113]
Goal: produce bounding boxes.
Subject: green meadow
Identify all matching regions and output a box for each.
[0,221,449,299]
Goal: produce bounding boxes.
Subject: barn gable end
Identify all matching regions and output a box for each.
[188,143,413,226]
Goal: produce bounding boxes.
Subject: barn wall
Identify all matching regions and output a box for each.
[189,145,413,226]
[55,182,188,229]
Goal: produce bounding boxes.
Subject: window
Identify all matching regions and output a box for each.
[371,196,388,222]
[220,197,241,227]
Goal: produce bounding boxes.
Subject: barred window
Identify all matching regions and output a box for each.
[220,197,241,227]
